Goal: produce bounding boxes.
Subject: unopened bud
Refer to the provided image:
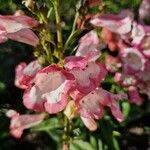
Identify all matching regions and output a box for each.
[64,101,78,120]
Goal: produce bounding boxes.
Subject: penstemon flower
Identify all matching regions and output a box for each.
[0,15,39,46]
[23,65,76,113]
[6,110,46,138]
[15,60,41,89]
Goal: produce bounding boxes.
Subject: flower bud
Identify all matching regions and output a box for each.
[64,101,78,120]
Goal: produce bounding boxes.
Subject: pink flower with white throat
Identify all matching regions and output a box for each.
[75,88,126,122]
[15,60,42,89]
[6,110,46,138]
[90,10,134,34]
[23,65,76,113]
[76,30,105,60]
[120,47,147,73]
[64,56,107,94]
[0,15,39,46]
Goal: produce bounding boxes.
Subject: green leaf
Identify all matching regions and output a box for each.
[122,101,130,119]
[47,129,63,142]
[70,140,94,150]
[90,136,97,149]
[31,117,63,132]
[113,137,120,150]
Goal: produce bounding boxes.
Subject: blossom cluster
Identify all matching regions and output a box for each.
[91,5,150,105]
[13,29,127,135]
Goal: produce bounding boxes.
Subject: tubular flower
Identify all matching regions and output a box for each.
[64,56,107,94]
[6,110,46,138]
[76,30,105,59]
[119,47,147,74]
[91,9,134,34]
[15,60,41,89]
[105,55,122,73]
[0,15,39,46]
[23,65,76,113]
[114,73,137,87]
[75,88,127,122]
[128,86,143,105]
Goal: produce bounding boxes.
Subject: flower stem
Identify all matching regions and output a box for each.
[64,11,79,50]
[54,0,63,52]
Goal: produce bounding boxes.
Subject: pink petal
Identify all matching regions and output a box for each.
[23,65,76,113]
[76,30,105,60]
[0,15,38,33]
[7,28,39,46]
[23,86,45,112]
[139,0,150,21]
[8,112,46,138]
[110,101,124,122]
[15,60,41,89]
[114,73,137,87]
[135,61,150,82]
[120,47,147,73]
[75,62,107,93]
[140,36,150,58]
[91,10,134,34]
[81,117,97,131]
[44,72,75,114]
[0,25,8,43]
[64,56,88,70]
[131,22,145,45]
[105,55,122,73]
[128,86,143,105]
[76,88,107,119]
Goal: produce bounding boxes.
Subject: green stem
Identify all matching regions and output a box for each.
[54,0,63,51]
[64,11,79,50]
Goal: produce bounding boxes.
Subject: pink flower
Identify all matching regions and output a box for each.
[119,47,147,73]
[76,30,105,60]
[139,0,150,21]
[105,55,122,73]
[75,88,126,122]
[91,10,134,34]
[0,15,39,46]
[23,65,76,113]
[65,56,107,94]
[7,28,39,46]
[15,60,41,89]
[114,73,137,87]
[6,110,46,138]
[131,22,146,45]
[128,86,143,105]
